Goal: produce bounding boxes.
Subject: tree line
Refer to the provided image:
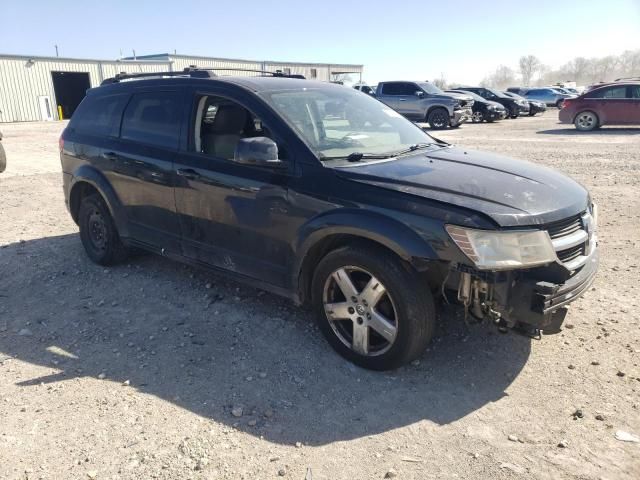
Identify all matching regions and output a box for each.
[477,50,640,89]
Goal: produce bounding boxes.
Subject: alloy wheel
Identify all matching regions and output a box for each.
[575,112,597,131]
[472,111,484,123]
[323,266,398,356]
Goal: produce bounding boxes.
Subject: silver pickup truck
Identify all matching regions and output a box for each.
[375,81,472,129]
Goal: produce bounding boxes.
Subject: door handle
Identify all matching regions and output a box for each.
[102,151,118,161]
[176,168,201,180]
[399,98,407,101]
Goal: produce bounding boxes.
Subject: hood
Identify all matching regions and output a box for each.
[333,147,589,227]
[446,92,474,102]
[487,100,505,109]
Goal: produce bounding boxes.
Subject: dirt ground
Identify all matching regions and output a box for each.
[0,111,638,480]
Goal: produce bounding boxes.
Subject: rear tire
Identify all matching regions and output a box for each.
[574,111,599,131]
[78,193,128,266]
[427,108,449,130]
[311,244,435,370]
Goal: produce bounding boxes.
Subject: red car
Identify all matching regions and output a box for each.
[559,82,640,131]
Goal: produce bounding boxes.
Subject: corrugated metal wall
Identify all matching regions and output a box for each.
[0,56,170,122]
[0,53,364,122]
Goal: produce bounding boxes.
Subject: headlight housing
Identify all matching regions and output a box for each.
[446,225,557,270]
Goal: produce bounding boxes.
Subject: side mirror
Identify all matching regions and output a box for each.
[415,91,425,98]
[234,137,283,167]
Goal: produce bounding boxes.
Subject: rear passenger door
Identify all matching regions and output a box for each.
[377,83,401,110]
[105,89,185,253]
[585,86,628,124]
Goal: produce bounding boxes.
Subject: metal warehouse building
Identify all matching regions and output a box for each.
[0,52,364,123]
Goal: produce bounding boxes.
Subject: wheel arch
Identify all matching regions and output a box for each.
[68,166,129,237]
[293,211,440,305]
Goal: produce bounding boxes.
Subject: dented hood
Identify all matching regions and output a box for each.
[333,147,589,227]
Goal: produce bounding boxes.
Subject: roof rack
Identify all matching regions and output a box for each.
[101,66,305,85]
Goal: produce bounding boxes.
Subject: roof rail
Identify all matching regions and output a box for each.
[614,76,640,82]
[101,67,215,85]
[100,67,306,86]
[188,67,306,79]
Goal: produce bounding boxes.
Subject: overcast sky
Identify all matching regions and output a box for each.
[2,0,639,84]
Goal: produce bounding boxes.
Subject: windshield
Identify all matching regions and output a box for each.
[416,82,444,95]
[260,86,437,159]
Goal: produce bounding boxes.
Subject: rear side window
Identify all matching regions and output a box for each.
[587,86,627,99]
[631,86,640,98]
[120,91,183,149]
[71,94,127,136]
[381,83,416,96]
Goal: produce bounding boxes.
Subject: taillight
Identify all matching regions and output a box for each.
[561,99,571,109]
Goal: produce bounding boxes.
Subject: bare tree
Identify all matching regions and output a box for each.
[481,65,517,89]
[433,73,448,90]
[519,55,541,86]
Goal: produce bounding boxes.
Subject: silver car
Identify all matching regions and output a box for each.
[521,88,576,107]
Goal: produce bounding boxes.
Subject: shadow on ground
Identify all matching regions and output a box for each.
[0,234,531,446]
[537,127,640,135]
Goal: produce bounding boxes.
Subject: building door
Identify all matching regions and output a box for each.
[51,71,91,119]
[38,96,54,121]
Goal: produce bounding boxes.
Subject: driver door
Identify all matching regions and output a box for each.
[173,88,295,288]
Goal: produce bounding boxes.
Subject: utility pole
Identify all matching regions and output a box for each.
[54,45,59,57]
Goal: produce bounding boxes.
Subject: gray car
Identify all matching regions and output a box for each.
[375,81,472,129]
[0,131,6,173]
[521,88,576,107]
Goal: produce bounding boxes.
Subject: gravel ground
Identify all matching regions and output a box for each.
[0,111,638,479]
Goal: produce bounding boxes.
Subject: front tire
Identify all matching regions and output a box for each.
[472,111,484,123]
[427,108,449,130]
[574,111,599,131]
[311,245,435,370]
[78,193,128,265]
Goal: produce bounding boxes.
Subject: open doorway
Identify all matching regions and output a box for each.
[51,71,91,119]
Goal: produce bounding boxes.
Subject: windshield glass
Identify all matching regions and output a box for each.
[260,86,436,159]
[416,82,443,95]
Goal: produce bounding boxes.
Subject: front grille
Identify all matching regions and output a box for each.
[557,243,585,263]
[546,215,582,239]
[545,211,593,272]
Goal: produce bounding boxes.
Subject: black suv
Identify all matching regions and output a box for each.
[455,86,529,118]
[61,69,598,370]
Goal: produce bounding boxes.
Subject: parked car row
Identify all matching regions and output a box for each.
[507,86,577,107]
[353,81,547,129]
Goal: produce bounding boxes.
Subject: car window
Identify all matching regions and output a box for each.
[71,94,128,137]
[631,86,640,99]
[381,83,416,96]
[261,86,436,159]
[120,91,182,149]
[587,86,627,99]
[194,95,283,161]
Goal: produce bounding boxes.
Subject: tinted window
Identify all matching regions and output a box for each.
[631,86,640,98]
[587,86,627,99]
[120,91,183,149]
[381,82,416,96]
[71,94,127,136]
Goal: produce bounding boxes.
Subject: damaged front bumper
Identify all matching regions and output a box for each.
[448,248,599,334]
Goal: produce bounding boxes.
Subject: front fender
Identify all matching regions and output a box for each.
[69,165,129,238]
[293,209,441,278]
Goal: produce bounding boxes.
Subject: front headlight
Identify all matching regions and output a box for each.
[446,225,557,270]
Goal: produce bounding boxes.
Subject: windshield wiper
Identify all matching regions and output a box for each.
[321,152,396,162]
[388,142,436,157]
